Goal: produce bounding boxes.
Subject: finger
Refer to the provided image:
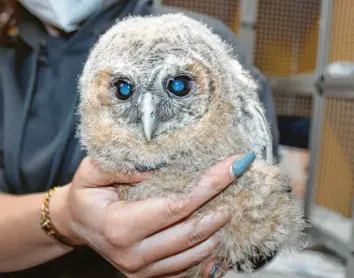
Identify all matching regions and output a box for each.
[164,151,256,225]
[136,236,220,278]
[105,152,255,244]
[75,156,154,186]
[136,210,230,264]
[93,243,186,278]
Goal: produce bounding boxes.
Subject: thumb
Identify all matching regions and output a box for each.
[74,156,154,187]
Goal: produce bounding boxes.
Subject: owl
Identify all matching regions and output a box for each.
[78,14,305,277]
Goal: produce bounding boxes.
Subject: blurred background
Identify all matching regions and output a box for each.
[153,0,353,277]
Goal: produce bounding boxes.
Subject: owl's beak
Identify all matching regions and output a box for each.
[141,92,156,141]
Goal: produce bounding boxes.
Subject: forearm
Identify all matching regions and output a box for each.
[0,186,74,272]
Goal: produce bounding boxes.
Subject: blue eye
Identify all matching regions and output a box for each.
[114,79,134,100]
[120,83,132,96]
[172,79,185,92]
[167,75,194,97]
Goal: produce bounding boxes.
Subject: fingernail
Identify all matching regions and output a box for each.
[209,264,222,278]
[230,151,256,177]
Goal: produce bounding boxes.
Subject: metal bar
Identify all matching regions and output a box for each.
[322,89,354,99]
[346,256,354,278]
[238,0,258,64]
[267,74,317,96]
[351,198,354,252]
[316,0,333,73]
[304,0,333,222]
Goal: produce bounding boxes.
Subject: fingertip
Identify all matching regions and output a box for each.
[230,151,256,178]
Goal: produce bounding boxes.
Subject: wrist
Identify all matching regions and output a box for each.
[49,185,85,247]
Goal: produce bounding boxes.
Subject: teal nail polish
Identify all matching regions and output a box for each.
[231,151,256,177]
[209,264,222,278]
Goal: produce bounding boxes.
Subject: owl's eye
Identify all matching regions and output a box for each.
[166,75,194,97]
[114,79,134,100]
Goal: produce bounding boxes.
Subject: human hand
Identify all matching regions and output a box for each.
[51,154,253,278]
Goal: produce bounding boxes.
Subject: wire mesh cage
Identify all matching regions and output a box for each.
[306,65,354,278]
[255,0,321,77]
[162,0,240,33]
[252,0,354,273]
[273,91,312,118]
[328,0,354,63]
[254,0,321,122]
[308,0,354,220]
[315,95,354,217]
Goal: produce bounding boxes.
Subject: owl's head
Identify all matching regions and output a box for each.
[79,14,269,171]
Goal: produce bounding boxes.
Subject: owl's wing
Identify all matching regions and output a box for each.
[247,99,273,164]
[230,60,273,164]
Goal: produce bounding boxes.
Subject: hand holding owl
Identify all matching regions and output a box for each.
[52,155,259,278]
[78,13,306,277]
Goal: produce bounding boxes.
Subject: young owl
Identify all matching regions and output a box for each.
[78,14,305,276]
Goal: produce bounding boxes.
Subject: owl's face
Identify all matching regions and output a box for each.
[100,49,214,142]
[84,16,231,141]
[79,14,260,171]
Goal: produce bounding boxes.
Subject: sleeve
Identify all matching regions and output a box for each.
[0,74,8,193]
